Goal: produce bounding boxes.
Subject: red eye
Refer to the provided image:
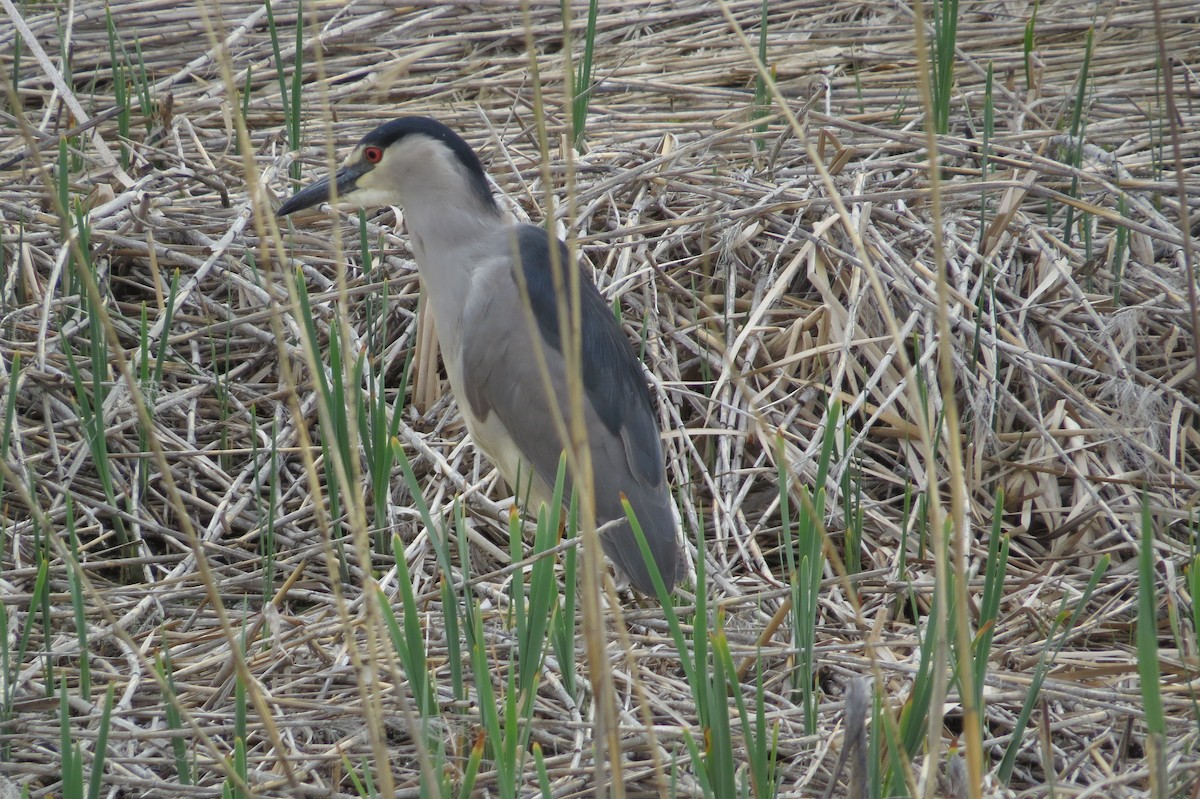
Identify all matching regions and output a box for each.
[363,146,383,163]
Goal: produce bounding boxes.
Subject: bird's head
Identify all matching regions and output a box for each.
[277,116,498,218]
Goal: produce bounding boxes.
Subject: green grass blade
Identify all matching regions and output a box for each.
[290,0,304,151]
[457,730,484,799]
[155,650,193,785]
[998,554,1109,782]
[931,0,960,134]
[565,0,599,149]
[1023,2,1040,91]
[60,677,80,799]
[86,683,116,799]
[1136,495,1167,793]
[1061,26,1094,240]
[973,489,1008,721]
[383,535,435,716]
[65,498,90,702]
[265,0,289,137]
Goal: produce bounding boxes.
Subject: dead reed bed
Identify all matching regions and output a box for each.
[1,0,1198,796]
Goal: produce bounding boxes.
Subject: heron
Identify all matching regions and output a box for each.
[277,116,684,595]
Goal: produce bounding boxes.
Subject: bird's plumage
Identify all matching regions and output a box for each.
[277,116,684,595]
[462,223,680,593]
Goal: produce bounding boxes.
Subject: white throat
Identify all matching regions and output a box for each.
[360,135,511,386]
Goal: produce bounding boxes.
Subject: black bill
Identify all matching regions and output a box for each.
[277,160,372,216]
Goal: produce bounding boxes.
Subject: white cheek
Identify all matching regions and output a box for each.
[343,185,399,209]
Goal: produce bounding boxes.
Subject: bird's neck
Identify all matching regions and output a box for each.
[400,182,507,291]
[398,181,509,377]
[403,194,502,254]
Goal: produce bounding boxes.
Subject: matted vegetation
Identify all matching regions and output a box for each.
[1,0,1198,796]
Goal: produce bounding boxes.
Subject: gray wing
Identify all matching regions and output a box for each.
[461,224,683,594]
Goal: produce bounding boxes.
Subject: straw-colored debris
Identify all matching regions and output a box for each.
[1,0,1197,796]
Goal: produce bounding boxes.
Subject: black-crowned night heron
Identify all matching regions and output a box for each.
[277,116,684,595]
